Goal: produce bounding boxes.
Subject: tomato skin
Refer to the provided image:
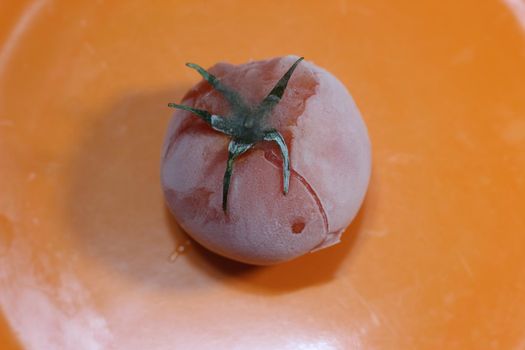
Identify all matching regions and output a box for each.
[162,56,371,265]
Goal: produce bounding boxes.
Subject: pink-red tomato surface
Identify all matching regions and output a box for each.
[162,56,371,265]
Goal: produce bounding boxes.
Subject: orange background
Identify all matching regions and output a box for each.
[1,0,525,349]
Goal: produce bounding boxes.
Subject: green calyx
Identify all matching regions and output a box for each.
[168,57,304,212]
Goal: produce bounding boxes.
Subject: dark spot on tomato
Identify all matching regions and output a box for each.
[291,220,306,234]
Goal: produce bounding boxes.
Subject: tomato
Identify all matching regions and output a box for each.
[161,55,371,265]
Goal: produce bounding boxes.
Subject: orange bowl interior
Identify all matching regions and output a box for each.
[1,0,525,348]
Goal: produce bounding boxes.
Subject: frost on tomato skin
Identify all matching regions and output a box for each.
[161,55,371,265]
[163,145,326,265]
[289,60,371,247]
[162,123,326,265]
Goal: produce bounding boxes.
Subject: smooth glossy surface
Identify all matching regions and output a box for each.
[1,0,525,349]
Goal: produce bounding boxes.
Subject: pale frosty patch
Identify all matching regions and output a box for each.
[0,234,113,350]
[501,119,525,145]
[503,0,525,33]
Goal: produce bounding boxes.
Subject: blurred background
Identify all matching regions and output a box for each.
[1,0,525,349]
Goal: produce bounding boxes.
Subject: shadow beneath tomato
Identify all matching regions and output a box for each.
[65,86,365,293]
[65,86,210,289]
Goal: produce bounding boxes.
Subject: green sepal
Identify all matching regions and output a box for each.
[169,57,304,211]
[255,57,304,119]
[222,140,253,211]
[263,130,290,195]
[186,63,249,114]
[168,103,237,136]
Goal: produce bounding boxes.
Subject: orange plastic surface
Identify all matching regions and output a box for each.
[1,1,525,349]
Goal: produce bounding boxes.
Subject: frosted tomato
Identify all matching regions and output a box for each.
[162,55,371,265]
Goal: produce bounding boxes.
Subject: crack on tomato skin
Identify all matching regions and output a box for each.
[168,57,322,213]
[165,57,326,243]
[263,149,329,235]
[267,67,319,135]
[165,57,320,205]
[169,58,307,213]
[310,228,345,252]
